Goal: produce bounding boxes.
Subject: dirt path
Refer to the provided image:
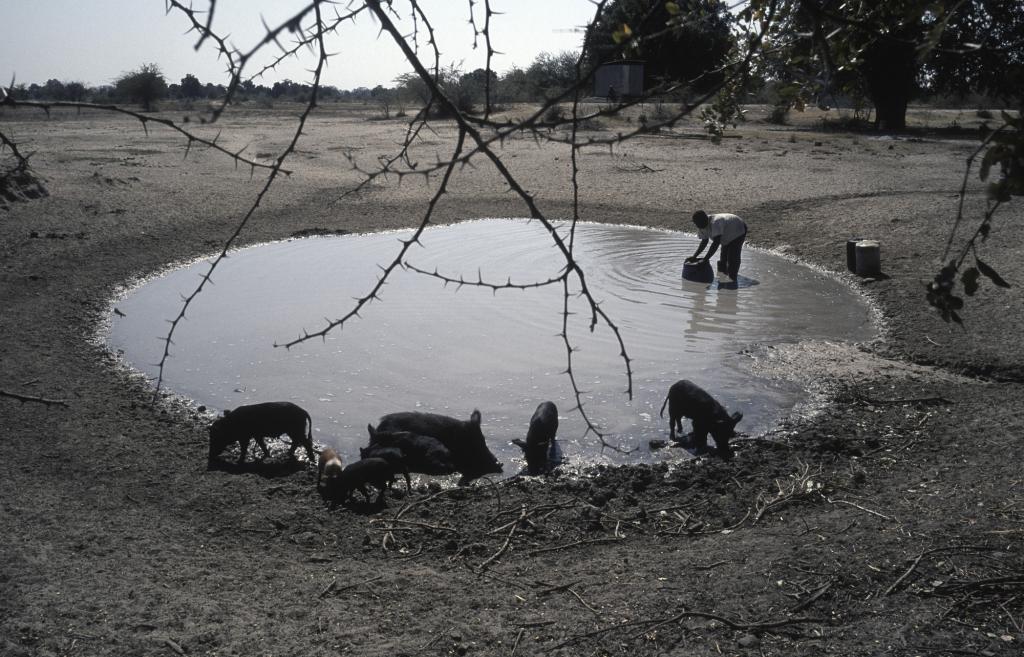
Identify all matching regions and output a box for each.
[1,104,1022,656]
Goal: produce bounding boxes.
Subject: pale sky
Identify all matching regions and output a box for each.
[1,1,598,90]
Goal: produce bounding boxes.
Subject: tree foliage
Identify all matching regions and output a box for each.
[747,1,1024,130]
[584,0,735,94]
[179,74,204,99]
[114,63,168,111]
[927,0,1024,103]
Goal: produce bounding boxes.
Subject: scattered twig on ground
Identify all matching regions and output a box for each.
[753,461,825,524]
[613,153,665,173]
[321,575,384,598]
[568,587,603,616]
[856,394,953,406]
[0,389,68,407]
[788,580,835,613]
[825,497,894,521]
[551,608,822,649]
[692,560,731,571]
[510,628,525,657]
[884,545,1005,596]
[319,578,337,599]
[526,537,624,556]
[476,504,527,571]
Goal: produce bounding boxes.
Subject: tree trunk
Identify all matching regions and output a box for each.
[862,36,917,132]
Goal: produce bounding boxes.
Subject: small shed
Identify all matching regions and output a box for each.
[595,61,644,99]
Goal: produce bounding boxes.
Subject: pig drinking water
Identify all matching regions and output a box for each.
[659,380,742,458]
[511,401,558,475]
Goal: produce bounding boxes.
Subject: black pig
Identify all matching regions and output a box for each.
[325,457,401,507]
[511,401,559,475]
[659,380,742,458]
[375,410,503,484]
[355,445,413,493]
[363,426,455,481]
[208,401,316,465]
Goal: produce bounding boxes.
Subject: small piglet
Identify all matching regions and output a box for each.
[511,401,558,475]
[659,380,742,458]
[317,448,343,488]
[364,425,457,477]
[326,458,401,507]
[356,443,413,493]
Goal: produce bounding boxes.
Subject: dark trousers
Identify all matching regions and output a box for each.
[717,231,746,280]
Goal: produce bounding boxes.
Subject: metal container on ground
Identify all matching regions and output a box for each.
[854,240,881,276]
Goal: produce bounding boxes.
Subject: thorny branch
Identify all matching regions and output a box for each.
[0,121,31,172]
[154,0,331,394]
[0,95,280,175]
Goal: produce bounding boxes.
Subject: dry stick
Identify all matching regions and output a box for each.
[477,505,527,571]
[377,486,469,551]
[857,394,953,406]
[0,125,31,170]
[526,537,624,557]
[0,389,68,407]
[322,575,385,598]
[633,610,824,642]
[535,580,582,595]
[319,578,337,599]
[510,627,525,657]
[934,575,1024,594]
[568,587,602,617]
[789,580,834,613]
[884,545,1002,596]
[376,518,460,534]
[692,560,730,571]
[825,497,894,521]
[489,502,576,533]
[552,610,821,650]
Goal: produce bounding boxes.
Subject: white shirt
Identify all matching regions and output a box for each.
[697,213,747,246]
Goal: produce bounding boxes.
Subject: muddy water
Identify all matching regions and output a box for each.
[107,219,874,472]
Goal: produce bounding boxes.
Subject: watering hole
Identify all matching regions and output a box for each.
[107,218,875,472]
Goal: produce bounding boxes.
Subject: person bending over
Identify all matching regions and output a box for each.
[686,210,748,283]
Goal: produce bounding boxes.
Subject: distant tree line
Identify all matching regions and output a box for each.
[4,51,585,114]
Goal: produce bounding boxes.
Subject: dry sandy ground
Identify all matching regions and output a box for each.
[2,102,1023,656]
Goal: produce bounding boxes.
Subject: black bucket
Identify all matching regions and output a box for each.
[682,260,715,283]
